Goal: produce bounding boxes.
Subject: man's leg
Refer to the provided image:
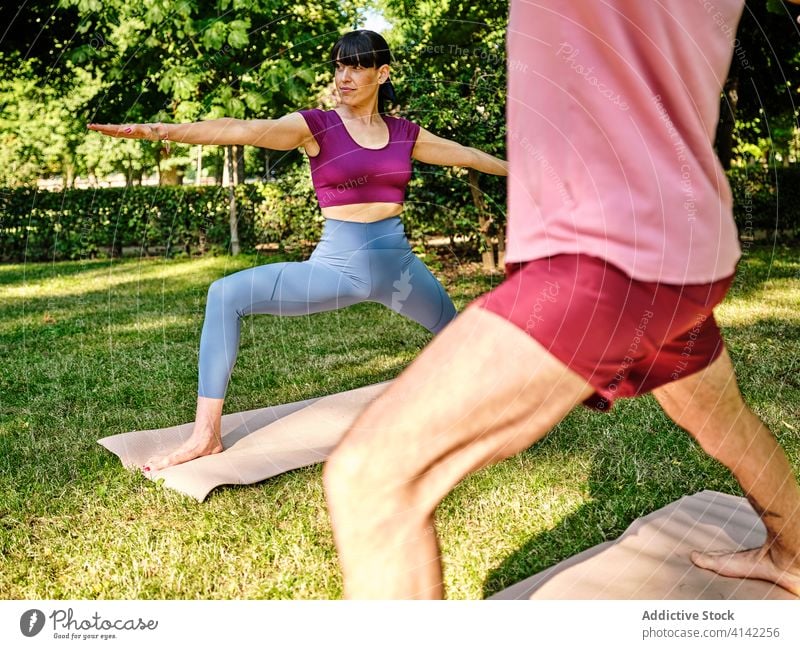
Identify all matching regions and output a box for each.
[652,347,800,595]
[323,305,595,598]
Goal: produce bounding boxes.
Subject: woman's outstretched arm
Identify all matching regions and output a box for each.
[412,127,508,176]
[87,113,312,150]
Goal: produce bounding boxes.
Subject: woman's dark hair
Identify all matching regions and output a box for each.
[331,30,397,114]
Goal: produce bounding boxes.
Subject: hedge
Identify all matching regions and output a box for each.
[0,184,237,261]
[728,166,800,240]
[0,164,797,262]
[0,169,321,262]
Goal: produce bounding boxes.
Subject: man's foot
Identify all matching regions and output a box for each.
[691,547,800,596]
[143,431,223,473]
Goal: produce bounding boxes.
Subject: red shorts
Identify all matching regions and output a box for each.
[474,254,735,411]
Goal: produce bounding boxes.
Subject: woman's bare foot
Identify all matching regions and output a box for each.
[691,546,800,596]
[143,396,225,473]
[143,430,223,472]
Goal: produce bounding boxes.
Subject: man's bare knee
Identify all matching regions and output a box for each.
[325,439,420,529]
[325,442,371,506]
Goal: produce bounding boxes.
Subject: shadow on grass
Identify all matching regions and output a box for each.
[480,402,741,598]
[480,313,799,598]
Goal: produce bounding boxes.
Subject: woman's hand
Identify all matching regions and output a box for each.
[87,114,312,149]
[88,122,170,152]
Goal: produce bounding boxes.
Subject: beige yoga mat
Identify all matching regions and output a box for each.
[98,381,392,501]
[491,490,796,600]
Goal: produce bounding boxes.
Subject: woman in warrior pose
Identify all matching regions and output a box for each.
[89,30,508,472]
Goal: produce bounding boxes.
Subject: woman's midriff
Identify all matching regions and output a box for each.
[321,202,403,223]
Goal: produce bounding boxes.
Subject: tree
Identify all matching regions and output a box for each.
[716,0,800,168]
[0,54,104,187]
[60,0,358,151]
[56,0,360,251]
[380,0,508,269]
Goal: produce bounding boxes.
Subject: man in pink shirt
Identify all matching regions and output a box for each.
[323,0,800,598]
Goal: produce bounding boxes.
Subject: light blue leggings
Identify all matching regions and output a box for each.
[197,216,457,398]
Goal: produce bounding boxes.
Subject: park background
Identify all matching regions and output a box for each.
[0,0,799,599]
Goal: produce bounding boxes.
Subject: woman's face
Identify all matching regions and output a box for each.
[334,59,390,105]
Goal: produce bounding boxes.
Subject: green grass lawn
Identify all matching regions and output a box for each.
[1,246,798,599]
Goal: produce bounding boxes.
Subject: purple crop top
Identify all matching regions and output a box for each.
[298,108,421,208]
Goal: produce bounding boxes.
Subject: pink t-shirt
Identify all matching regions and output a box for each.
[506,0,743,283]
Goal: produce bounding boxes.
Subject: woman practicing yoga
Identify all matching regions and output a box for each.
[89,30,508,471]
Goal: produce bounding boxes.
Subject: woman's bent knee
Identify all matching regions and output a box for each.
[205,276,249,317]
[205,277,228,307]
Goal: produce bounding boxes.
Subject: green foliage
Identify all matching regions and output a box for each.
[728,166,800,239]
[1,1,364,186]
[0,54,104,187]
[0,185,238,261]
[60,0,357,125]
[766,0,787,14]
[236,163,324,252]
[2,161,798,263]
[377,0,508,252]
[0,163,325,262]
[0,161,505,264]
[720,1,800,169]
[732,113,800,167]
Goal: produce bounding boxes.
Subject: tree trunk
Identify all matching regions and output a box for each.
[160,168,180,185]
[234,144,245,184]
[125,153,133,187]
[226,145,240,255]
[497,222,506,268]
[468,168,496,271]
[160,143,181,185]
[715,71,739,170]
[195,145,203,186]
[213,147,224,185]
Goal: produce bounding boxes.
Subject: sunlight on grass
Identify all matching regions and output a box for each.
[440,451,595,599]
[717,280,800,326]
[0,255,245,302]
[107,315,197,334]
